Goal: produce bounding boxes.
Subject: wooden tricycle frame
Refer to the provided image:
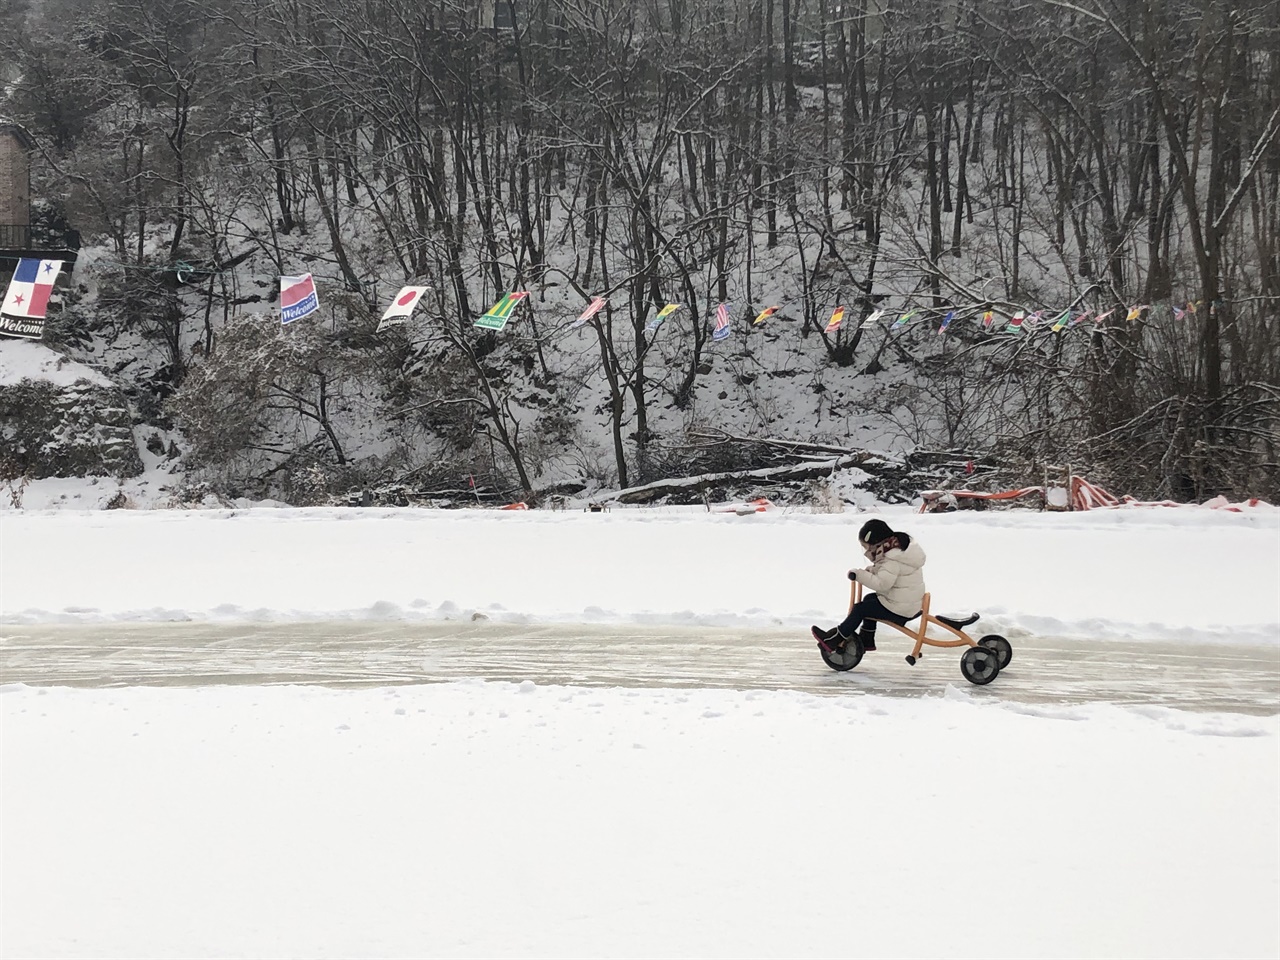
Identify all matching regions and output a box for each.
[848,579,978,663]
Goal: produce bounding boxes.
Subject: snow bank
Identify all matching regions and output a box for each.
[0,339,111,387]
[2,506,1277,645]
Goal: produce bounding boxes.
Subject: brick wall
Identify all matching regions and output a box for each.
[0,133,31,226]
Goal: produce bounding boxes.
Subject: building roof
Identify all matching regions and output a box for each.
[0,122,36,150]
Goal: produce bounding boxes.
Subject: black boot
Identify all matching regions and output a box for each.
[811,625,843,652]
[859,627,877,652]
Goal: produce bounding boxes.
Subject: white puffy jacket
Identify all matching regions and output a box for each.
[851,537,927,617]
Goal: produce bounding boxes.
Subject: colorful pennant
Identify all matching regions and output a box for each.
[646,303,681,333]
[475,291,529,331]
[571,296,608,328]
[712,302,731,341]
[825,305,846,333]
[753,305,779,325]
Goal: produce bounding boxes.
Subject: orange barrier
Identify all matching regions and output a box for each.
[921,476,1271,513]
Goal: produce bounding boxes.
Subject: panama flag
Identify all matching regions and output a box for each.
[3,258,63,319]
[571,296,608,328]
[280,274,320,324]
[377,285,429,331]
[711,302,731,341]
[825,305,846,333]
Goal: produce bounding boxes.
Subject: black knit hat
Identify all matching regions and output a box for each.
[858,518,894,545]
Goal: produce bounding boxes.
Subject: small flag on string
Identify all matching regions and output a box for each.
[753,305,779,325]
[377,285,429,331]
[1125,304,1147,322]
[1068,311,1092,328]
[571,296,608,328]
[1172,304,1186,321]
[1024,310,1045,329]
[1186,300,1198,313]
[711,302,731,341]
[859,308,884,329]
[0,257,65,339]
[1050,309,1072,332]
[475,291,530,331]
[981,310,995,331]
[646,303,681,333]
[825,305,846,333]
[280,273,320,325]
[892,310,915,332]
[1005,311,1025,333]
[1094,309,1116,326]
[938,310,956,334]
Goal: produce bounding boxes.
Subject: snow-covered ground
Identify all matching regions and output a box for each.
[2,505,1279,958]
[3,504,1278,644]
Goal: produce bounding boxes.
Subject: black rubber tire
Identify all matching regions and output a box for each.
[960,645,1001,685]
[979,635,1013,669]
[820,635,865,672]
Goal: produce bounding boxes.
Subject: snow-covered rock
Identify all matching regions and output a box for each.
[0,339,142,480]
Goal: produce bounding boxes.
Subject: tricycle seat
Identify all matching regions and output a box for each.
[936,612,979,629]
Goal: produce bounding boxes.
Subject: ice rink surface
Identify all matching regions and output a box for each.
[4,620,1277,714]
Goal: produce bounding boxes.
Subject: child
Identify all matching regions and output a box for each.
[812,518,926,653]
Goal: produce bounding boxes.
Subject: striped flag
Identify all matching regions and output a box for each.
[1005,311,1025,333]
[825,305,846,333]
[981,310,995,331]
[1050,309,1072,332]
[1094,309,1117,326]
[646,303,681,333]
[712,302,732,341]
[753,305,779,325]
[891,310,914,332]
[571,296,608,328]
[859,308,885,329]
[280,273,320,325]
[475,291,530,331]
[1068,311,1092,328]
[938,310,956,334]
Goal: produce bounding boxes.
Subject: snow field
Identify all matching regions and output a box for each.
[2,681,1277,959]
[2,506,1278,645]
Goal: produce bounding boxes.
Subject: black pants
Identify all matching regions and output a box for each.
[837,593,916,639]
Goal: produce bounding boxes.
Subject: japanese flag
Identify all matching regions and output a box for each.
[378,285,430,330]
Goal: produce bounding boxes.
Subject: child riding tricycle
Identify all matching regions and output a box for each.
[811,519,1012,685]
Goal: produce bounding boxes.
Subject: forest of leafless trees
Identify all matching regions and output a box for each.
[2,0,1278,502]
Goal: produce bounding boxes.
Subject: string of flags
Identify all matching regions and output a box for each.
[265,278,1208,344]
[0,256,1216,352]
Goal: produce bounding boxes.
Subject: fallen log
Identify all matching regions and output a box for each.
[602,451,896,505]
